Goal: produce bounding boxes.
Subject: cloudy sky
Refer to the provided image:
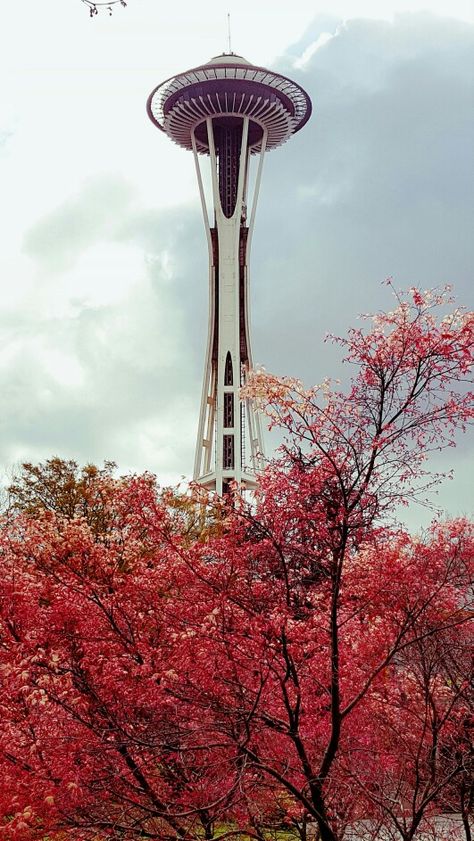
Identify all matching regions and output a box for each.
[1,0,473,525]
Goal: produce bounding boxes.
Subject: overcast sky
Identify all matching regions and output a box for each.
[0,0,473,526]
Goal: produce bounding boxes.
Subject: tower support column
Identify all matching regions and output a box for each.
[192,116,265,494]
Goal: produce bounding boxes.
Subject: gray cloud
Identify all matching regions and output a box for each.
[250,14,474,378]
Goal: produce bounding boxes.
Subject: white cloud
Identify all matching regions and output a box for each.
[37,347,85,390]
[63,243,144,308]
[294,32,338,68]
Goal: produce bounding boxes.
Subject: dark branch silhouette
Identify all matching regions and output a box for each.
[81,0,127,17]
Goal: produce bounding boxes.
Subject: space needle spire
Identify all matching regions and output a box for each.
[147,53,311,495]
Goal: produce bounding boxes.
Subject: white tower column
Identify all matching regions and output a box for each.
[192,117,266,495]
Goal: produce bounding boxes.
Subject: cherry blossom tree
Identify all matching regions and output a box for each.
[230,284,474,840]
[0,480,244,841]
[343,527,473,840]
[0,286,472,841]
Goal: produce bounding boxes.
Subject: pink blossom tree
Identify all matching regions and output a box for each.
[0,286,473,841]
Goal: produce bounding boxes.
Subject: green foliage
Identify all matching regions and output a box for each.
[7,457,118,535]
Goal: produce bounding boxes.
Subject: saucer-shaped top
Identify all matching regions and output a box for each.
[147,53,312,154]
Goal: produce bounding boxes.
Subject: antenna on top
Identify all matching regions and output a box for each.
[227,12,232,54]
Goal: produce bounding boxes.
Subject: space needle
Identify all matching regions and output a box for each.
[147,53,311,495]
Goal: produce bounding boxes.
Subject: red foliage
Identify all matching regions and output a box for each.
[0,288,473,841]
